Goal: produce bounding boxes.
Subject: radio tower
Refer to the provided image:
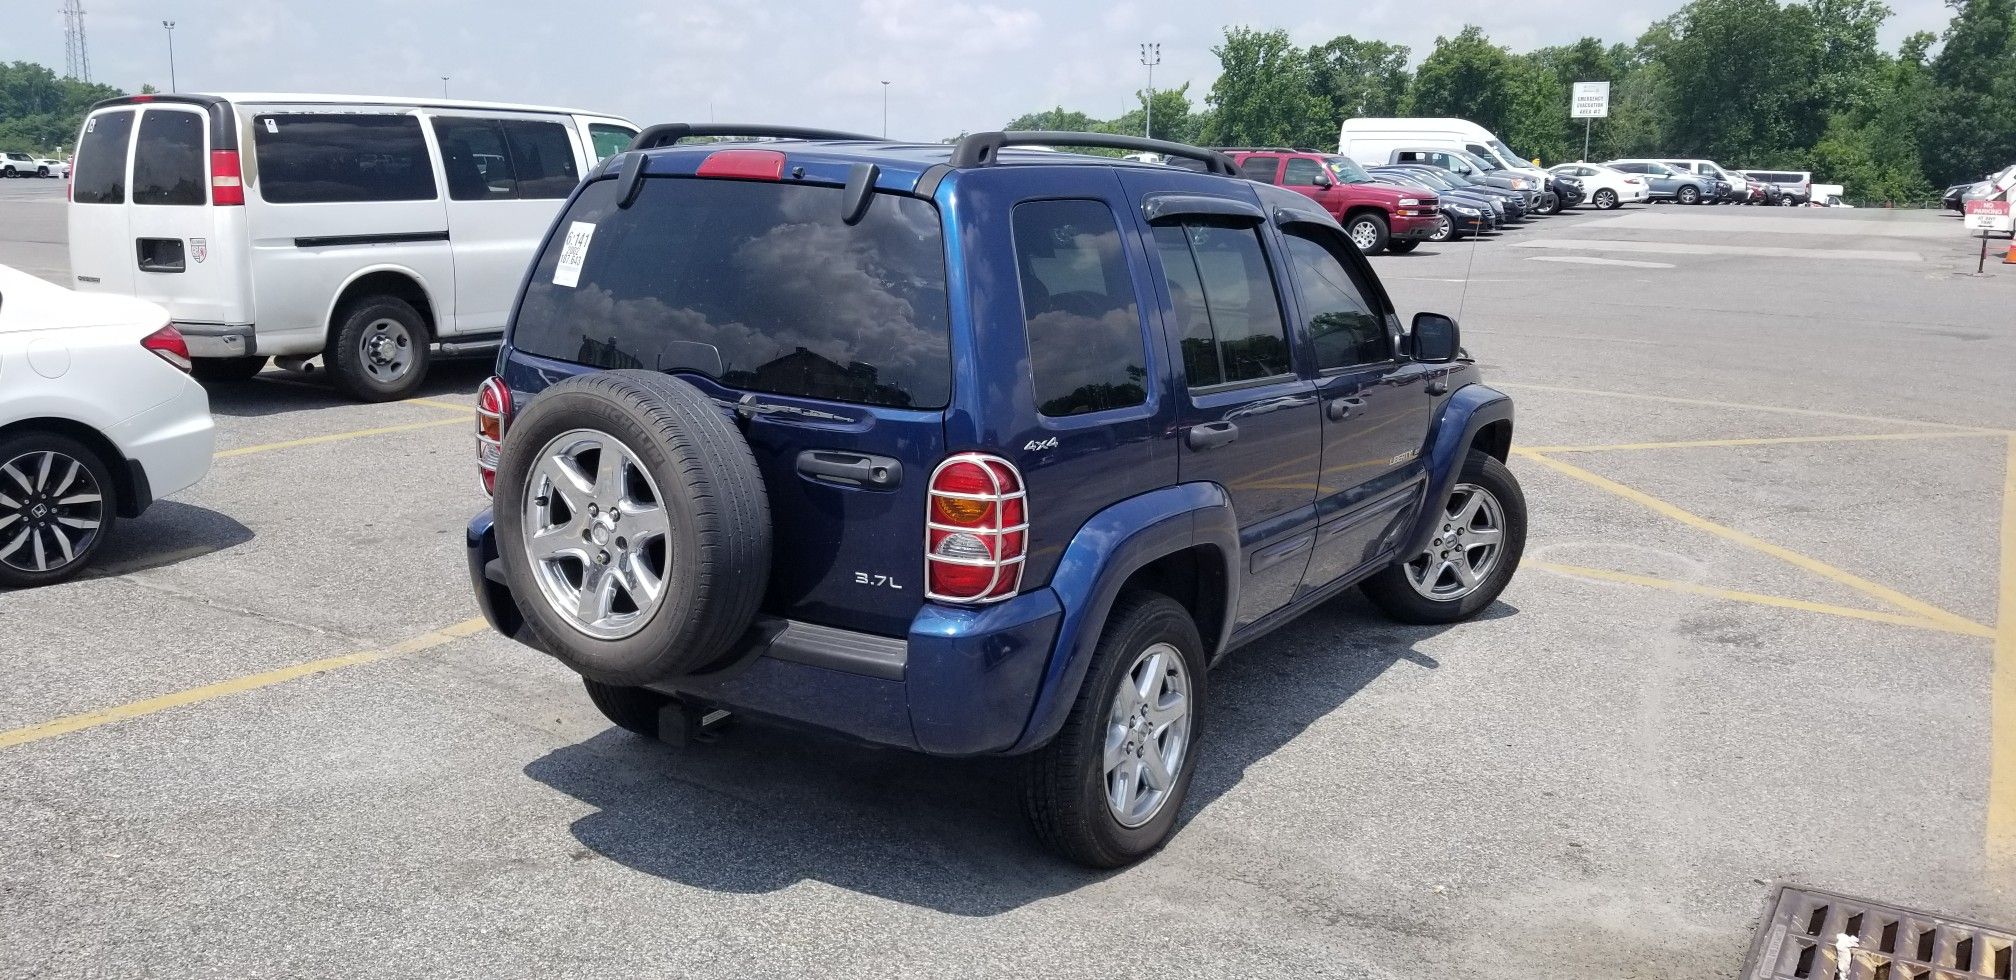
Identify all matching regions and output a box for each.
[62,0,91,82]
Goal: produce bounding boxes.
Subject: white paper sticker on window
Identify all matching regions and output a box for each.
[85,117,96,133]
[264,117,278,134]
[552,221,596,288]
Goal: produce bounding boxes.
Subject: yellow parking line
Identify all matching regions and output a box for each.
[216,417,467,459]
[1524,431,2002,454]
[406,397,476,415]
[1515,449,1991,636]
[1989,436,2016,873]
[1496,382,2008,434]
[1529,561,1990,638]
[0,618,490,751]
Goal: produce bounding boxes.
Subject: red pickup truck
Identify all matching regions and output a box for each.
[1226,149,1440,255]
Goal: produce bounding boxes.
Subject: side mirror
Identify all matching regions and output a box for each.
[1312,169,1334,188]
[1412,313,1461,364]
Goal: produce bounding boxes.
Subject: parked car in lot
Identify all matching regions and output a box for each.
[1604,160,1718,205]
[1338,117,1558,213]
[66,93,637,400]
[1226,149,1440,254]
[0,264,215,587]
[465,126,1526,867]
[1741,170,1810,206]
[1384,147,1548,213]
[1548,162,1649,210]
[1,152,67,178]
[1368,168,1496,240]
[1376,163,1529,222]
[1552,175,1587,210]
[1663,159,1749,203]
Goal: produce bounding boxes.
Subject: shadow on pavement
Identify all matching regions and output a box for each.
[88,499,253,576]
[524,591,1513,915]
[202,360,493,419]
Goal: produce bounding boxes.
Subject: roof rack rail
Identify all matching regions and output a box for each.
[1213,146,1326,154]
[950,131,1238,176]
[629,123,883,151]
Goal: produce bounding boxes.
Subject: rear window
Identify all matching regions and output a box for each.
[589,124,636,163]
[1011,200,1148,418]
[72,110,135,205]
[132,110,207,206]
[513,176,951,409]
[253,113,437,204]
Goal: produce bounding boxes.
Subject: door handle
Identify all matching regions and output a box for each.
[1326,397,1367,422]
[1426,377,1450,396]
[1186,422,1240,451]
[795,450,902,489]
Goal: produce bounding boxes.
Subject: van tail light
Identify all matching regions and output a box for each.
[925,452,1027,604]
[475,376,512,495]
[141,324,191,372]
[210,150,244,206]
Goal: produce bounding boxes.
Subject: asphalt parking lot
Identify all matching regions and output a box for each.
[2,175,2012,979]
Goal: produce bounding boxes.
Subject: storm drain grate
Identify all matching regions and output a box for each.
[1743,886,2016,980]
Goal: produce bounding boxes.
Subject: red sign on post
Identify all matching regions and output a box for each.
[1965,199,2012,233]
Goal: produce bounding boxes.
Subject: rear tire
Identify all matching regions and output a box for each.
[0,431,118,589]
[1594,189,1619,210]
[1361,450,1525,625]
[190,356,268,383]
[1345,213,1390,255]
[328,296,431,402]
[1024,591,1206,868]
[582,678,675,737]
[1386,239,1420,254]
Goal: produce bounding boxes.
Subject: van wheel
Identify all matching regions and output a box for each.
[328,297,431,402]
[1362,450,1525,625]
[190,356,268,383]
[1345,213,1390,254]
[0,431,117,589]
[1024,591,1206,868]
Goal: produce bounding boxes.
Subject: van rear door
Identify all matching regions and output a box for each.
[66,107,138,294]
[125,103,248,329]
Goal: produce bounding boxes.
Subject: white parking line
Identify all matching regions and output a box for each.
[1525,255,1676,269]
[1514,238,1922,262]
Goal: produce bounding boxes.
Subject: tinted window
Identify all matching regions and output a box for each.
[589,124,635,163]
[132,110,206,206]
[501,120,578,198]
[434,116,515,200]
[1283,232,1386,370]
[72,110,134,205]
[514,177,950,409]
[254,113,436,204]
[1283,158,1326,186]
[1151,222,1290,388]
[1238,156,1279,183]
[1011,201,1147,418]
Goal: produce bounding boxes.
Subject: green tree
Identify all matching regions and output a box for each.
[1108,83,1204,144]
[1304,36,1411,146]
[1407,27,1521,133]
[1202,27,1328,147]
[1642,0,1819,161]
[0,61,127,153]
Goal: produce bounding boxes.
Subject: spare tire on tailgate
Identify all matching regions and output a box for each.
[492,370,771,685]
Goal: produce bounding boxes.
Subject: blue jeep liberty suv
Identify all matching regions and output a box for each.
[465,125,1526,867]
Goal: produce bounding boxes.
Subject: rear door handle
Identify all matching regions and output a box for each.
[1186,422,1240,451]
[1326,397,1367,421]
[795,450,902,489]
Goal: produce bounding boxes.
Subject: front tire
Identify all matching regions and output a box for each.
[37,166,50,178]
[328,296,431,402]
[0,432,117,589]
[1429,214,1454,242]
[191,355,269,383]
[1386,239,1420,254]
[1362,450,1525,625]
[1677,185,1701,205]
[1345,213,1390,255]
[1024,591,1206,868]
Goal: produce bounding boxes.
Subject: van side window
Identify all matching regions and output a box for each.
[433,117,515,200]
[72,110,135,205]
[1010,200,1148,418]
[500,120,579,199]
[1282,230,1388,370]
[588,124,636,163]
[254,114,437,204]
[1151,222,1291,388]
[133,110,206,206]
[1237,156,1280,184]
[1283,158,1326,186]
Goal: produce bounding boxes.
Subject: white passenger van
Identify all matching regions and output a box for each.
[66,94,637,400]
[1339,117,1556,210]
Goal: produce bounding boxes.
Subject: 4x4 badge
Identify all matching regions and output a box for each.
[1023,437,1059,452]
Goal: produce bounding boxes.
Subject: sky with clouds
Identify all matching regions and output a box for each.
[7,0,1958,141]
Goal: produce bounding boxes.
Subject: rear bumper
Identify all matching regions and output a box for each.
[104,375,215,509]
[174,320,258,359]
[466,511,1067,756]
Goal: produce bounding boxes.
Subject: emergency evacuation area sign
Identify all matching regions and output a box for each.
[1571,82,1611,119]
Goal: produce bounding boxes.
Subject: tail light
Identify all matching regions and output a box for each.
[210,150,244,206]
[141,324,191,372]
[696,149,786,181]
[475,376,512,495]
[925,452,1026,603]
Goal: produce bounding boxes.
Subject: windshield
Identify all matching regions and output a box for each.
[1453,149,1501,174]
[1324,156,1373,184]
[1488,140,1525,168]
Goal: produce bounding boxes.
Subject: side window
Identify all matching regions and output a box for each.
[1282,231,1387,370]
[254,113,436,204]
[1150,221,1292,389]
[1282,158,1326,187]
[132,110,206,206]
[588,123,637,163]
[433,116,515,200]
[71,110,135,205]
[1011,200,1148,418]
[499,120,579,198]
[1238,156,1280,184]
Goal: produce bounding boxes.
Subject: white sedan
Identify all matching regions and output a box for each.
[1550,162,1651,209]
[0,264,215,587]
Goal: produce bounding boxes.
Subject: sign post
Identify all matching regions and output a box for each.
[1963,200,2012,272]
[1571,81,1611,160]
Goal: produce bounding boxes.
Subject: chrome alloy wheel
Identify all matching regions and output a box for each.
[359,317,415,384]
[1104,642,1191,828]
[1349,219,1381,251]
[521,429,672,640]
[1405,482,1506,601]
[0,450,104,574]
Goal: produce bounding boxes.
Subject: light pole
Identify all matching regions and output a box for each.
[881,81,890,138]
[1138,42,1160,139]
[441,75,450,97]
[161,21,176,92]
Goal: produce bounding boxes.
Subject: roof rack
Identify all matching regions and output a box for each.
[629,123,883,151]
[950,131,1238,176]
[1213,146,1327,154]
